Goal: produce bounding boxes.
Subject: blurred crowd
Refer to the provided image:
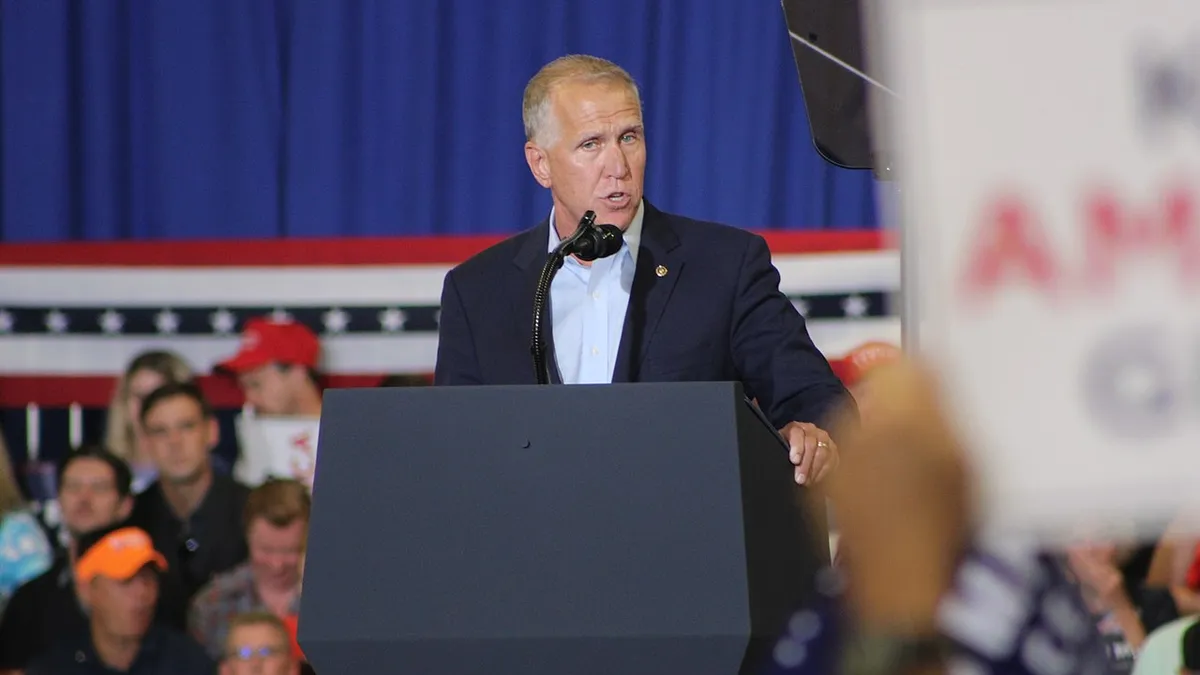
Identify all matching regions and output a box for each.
[0,321,1196,674]
[0,315,426,675]
[804,345,1200,675]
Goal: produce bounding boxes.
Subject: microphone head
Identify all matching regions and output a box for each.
[573,224,624,262]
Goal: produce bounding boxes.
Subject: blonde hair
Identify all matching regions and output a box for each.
[522,54,642,146]
[104,350,193,462]
[0,434,27,518]
[223,611,291,657]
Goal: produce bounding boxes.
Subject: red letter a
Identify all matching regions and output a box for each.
[960,197,1058,301]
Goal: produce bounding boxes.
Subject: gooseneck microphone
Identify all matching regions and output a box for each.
[531,211,625,384]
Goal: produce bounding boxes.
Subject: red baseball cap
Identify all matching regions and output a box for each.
[829,341,901,388]
[215,317,320,375]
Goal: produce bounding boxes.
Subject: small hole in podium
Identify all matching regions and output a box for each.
[521,440,531,449]
[808,32,818,43]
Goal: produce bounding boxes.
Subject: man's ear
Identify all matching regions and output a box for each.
[116,495,134,521]
[206,417,220,451]
[524,142,552,189]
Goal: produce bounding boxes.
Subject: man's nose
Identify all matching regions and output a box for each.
[603,144,631,178]
[133,575,157,600]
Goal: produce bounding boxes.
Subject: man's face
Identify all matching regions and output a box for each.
[58,458,132,538]
[238,364,299,416]
[525,80,646,232]
[84,567,158,640]
[247,517,307,592]
[221,623,297,675]
[144,395,216,484]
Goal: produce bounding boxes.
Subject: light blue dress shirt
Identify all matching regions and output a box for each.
[547,200,644,384]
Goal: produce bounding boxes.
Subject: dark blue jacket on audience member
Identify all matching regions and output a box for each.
[26,625,214,675]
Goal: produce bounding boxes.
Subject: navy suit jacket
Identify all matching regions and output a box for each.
[434,201,852,430]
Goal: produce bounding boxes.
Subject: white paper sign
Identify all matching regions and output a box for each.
[234,415,321,491]
[875,0,1200,539]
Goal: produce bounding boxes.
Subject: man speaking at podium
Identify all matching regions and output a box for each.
[435,55,852,485]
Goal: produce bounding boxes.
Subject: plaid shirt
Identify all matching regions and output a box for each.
[187,562,302,659]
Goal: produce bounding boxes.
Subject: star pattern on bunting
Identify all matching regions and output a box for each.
[378,308,407,332]
[322,308,350,334]
[210,309,237,335]
[99,309,125,335]
[841,294,869,318]
[0,292,887,337]
[45,310,69,334]
[154,309,181,335]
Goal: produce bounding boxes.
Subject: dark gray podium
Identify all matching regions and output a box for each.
[299,382,827,675]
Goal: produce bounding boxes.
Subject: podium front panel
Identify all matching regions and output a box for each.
[300,382,820,674]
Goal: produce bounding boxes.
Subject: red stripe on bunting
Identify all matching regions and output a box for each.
[0,230,887,266]
[0,374,411,408]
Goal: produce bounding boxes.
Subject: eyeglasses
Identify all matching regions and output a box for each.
[225,645,288,661]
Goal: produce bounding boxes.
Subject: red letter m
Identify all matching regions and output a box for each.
[1085,187,1200,287]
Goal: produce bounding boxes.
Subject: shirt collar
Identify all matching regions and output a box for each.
[547,199,644,266]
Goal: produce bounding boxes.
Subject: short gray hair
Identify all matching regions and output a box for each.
[522,54,642,147]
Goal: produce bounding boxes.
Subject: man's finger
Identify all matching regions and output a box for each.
[784,426,804,465]
[813,448,836,484]
[796,431,817,484]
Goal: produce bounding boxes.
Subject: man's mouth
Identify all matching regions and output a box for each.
[604,192,632,207]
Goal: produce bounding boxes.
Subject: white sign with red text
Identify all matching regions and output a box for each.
[875,0,1200,539]
[233,415,321,492]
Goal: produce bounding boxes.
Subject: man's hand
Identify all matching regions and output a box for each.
[1066,546,1130,610]
[827,360,972,630]
[780,421,838,485]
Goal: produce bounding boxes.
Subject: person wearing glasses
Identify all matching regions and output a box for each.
[219,612,302,675]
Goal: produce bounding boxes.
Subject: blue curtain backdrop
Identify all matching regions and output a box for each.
[0,0,878,242]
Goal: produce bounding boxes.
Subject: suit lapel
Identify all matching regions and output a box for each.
[512,219,563,384]
[612,202,683,383]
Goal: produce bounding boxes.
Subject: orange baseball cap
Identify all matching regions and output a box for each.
[75,525,168,583]
[829,341,902,387]
[215,317,320,375]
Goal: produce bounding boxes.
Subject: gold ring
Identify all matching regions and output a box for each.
[817,441,828,449]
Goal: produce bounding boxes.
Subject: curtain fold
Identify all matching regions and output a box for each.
[0,0,877,242]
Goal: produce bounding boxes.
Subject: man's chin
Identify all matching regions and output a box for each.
[595,200,640,229]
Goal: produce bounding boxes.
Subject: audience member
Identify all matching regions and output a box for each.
[189,479,309,659]
[764,360,1114,675]
[1066,543,1144,672]
[215,318,322,418]
[1179,619,1200,675]
[0,443,53,618]
[25,524,213,675]
[1130,614,1197,674]
[104,350,194,494]
[130,382,250,630]
[828,341,901,423]
[218,612,301,675]
[0,445,135,670]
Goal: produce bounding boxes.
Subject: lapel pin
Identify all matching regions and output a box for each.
[655,265,668,278]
